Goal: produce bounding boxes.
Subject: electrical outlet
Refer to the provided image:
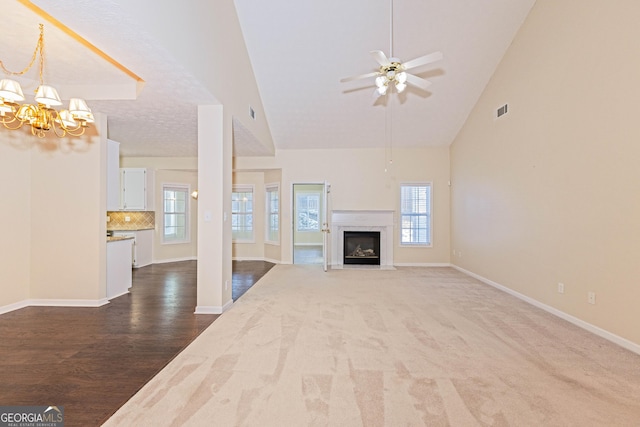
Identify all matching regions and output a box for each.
[557,283,565,294]
[588,292,596,305]
[458,251,462,258]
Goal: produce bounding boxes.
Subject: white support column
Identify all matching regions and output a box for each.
[195,105,232,314]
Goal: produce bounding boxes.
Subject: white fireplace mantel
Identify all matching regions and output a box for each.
[330,210,395,269]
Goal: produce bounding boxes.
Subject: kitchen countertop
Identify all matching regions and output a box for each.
[107,236,135,243]
[107,227,155,231]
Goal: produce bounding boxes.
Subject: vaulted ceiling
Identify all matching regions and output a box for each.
[2,0,536,157]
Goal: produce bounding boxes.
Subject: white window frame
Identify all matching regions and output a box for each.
[232,185,255,243]
[399,182,432,247]
[265,183,280,245]
[162,184,190,245]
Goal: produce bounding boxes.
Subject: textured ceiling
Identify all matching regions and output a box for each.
[3,0,536,157]
[235,0,537,150]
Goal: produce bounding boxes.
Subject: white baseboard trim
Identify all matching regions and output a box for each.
[108,291,130,300]
[0,300,29,315]
[232,257,281,264]
[452,265,640,356]
[394,263,452,267]
[153,256,197,265]
[150,256,198,265]
[29,298,110,308]
[194,299,233,315]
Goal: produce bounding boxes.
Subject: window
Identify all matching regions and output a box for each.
[296,192,320,231]
[400,183,431,246]
[265,184,279,243]
[232,186,254,241]
[163,185,189,244]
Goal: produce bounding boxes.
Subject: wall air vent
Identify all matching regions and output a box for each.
[249,106,256,120]
[497,103,508,118]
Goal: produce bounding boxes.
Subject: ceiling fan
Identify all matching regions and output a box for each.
[340,0,443,97]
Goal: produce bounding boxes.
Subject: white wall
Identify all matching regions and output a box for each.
[0,132,31,309]
[119,0,271,311]
[450,0,640,347]
[232,171,265,260]
[235,146,451,265]
[30,125,106,301]
[1,115,107,311]
[121,157,198,263]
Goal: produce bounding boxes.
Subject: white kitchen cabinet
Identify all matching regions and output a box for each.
[112,229,153,268]
[106,238,133,298]
[134,229,153,268]
[120,168,155,211]
[106,139,120,211]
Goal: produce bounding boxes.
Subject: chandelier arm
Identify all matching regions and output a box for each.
[66,126,85,137]
[2,116,23,129]
[52,121,67,138]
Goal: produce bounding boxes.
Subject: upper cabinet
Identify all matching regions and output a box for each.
[120,168,155,211]
[107,140,121,211]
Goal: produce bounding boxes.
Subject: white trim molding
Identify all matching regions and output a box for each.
[2,298,111,315]
[331,210,395,269]
[453,265,640,356]
[195,299,233,315]
[28,298,111,307]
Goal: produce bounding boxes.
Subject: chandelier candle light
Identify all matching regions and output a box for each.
[0,24,94,138]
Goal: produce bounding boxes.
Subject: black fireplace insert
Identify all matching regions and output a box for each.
[343,231,381,265]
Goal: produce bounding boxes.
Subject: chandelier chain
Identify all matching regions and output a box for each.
[0,24,44,82]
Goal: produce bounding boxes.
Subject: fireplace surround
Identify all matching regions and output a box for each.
[330,210,394,269]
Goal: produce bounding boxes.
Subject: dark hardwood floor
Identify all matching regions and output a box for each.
[232,260,275,301]
[0,259,274,426]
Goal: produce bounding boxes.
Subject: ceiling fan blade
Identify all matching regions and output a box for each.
[340,71,380,83]
[402,51,443,71]
[405,73,433,91]
[370,50,391,66]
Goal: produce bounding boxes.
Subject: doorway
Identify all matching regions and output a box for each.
[292,183,325,265]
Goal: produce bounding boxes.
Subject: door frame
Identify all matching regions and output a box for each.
[291,182,330,266]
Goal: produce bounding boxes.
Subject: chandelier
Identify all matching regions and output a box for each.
[0,24,94,138]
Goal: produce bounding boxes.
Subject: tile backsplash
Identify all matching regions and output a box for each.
[107,211,155,230]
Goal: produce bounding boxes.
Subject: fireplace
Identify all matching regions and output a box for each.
[331,210,394,269]
[343,231,381,265]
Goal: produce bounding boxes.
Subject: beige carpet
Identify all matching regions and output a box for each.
[104,266,640,426]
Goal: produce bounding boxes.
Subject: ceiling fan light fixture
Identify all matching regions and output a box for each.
[339,0,442,98]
